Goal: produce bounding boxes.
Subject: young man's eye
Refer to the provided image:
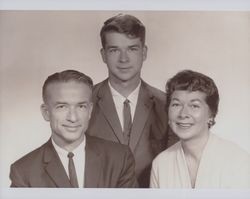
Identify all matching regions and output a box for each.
[108,48,118,53]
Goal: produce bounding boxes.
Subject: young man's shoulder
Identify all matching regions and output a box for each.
[86,135,131,157]
[141,80,166,101]
[93,79,165,98]
[92,79,109,98]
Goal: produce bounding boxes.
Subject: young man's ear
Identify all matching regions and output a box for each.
[40,104,50,121]
[142,45,148,61]
[100,48,107,64]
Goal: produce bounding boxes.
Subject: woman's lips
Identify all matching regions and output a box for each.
[176,122,193,128]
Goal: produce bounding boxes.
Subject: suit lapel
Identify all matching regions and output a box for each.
[43,139,71,187]
[97,80,124,143]
[129,82,154,152]
[84,136,102,188]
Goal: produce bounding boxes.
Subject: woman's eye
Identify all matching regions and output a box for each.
[191,104,200,109]
[171,103,180,107]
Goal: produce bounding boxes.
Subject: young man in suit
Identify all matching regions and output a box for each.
[9,70,138,188]
[87,14,178,187]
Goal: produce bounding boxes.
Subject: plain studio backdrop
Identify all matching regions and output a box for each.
[0,11,249,187]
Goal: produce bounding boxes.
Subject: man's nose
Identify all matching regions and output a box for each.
[119,50,129,63]
[67,108,78,122]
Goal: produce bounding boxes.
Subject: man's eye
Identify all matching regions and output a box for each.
[128,47,139,52]
[79,104,87,109]
[56,105,66,109]
[108,48,118,53]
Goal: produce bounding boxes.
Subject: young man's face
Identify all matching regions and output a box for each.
[101,32,147,84]
[41,81,93,148]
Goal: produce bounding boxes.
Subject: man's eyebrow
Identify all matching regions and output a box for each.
[78,101,89,104]
[54,101,89,105]
[106,44,141,49]
[106,45,118,49]
[128,44,140,48]
[54,101,67,104]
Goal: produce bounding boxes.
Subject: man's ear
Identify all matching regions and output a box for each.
[142,45,148,61]
[88,103,93,119]
[40,104,50,121]
[100,48,107,64]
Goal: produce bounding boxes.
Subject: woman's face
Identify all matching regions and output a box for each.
[168,90,212,141]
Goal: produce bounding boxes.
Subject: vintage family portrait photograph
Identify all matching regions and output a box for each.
[0,1,250,198]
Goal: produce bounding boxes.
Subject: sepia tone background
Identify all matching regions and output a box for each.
[0,11,249,188]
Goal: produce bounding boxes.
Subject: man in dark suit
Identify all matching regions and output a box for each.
[9,70,138,188]
[87,14,178,187]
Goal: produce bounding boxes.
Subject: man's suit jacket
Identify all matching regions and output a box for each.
[87,79,178,187]
[10,135,138,188]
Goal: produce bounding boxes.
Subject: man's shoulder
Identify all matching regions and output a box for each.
[93,79,108,88]
[11,141,49,169]
[141,80,166,101]
[92,79,109,97]
[86,135,130,155]
[92,79,166,103]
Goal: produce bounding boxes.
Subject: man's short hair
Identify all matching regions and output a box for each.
[100,14,146,48]
[42,69,93,103]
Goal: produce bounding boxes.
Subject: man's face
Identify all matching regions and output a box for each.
[101,32,147,84]
[41,81,93,148]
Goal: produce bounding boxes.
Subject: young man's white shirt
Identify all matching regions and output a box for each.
[108,80,141,131]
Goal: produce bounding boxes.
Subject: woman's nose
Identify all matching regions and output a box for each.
[178,105,189,118]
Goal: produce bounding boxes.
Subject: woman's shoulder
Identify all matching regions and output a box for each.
[153,141,181,164]
[211,133,250,161]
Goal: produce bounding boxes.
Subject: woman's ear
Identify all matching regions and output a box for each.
[207,117,215,128]
[40,104,50,121]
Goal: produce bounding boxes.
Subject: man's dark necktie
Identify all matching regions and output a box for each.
[123,99,132,145]
[67,152,79,188]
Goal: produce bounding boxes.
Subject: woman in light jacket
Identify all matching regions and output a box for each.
[150,70,250,188]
